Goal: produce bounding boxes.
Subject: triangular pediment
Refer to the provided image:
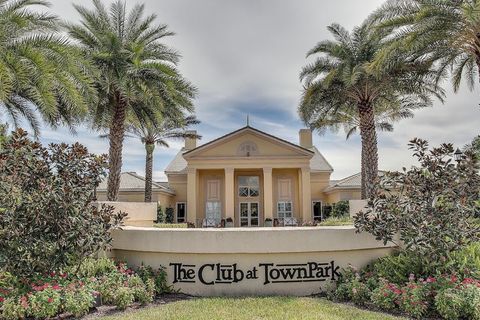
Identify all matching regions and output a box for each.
[183,126,314,159]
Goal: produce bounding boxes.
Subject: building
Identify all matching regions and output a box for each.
[99,125,369,227]
[96,171,175,207]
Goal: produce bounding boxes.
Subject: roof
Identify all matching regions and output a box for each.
[97,172,175,194]
[308,146,334,172]
[325,171,386,192]
[165,148,188,174]
[165,126,333,173]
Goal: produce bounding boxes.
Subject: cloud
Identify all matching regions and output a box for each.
[26,0,480,182]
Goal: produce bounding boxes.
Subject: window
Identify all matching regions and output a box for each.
[237,141,259,156]
[312,201,322,221]
[277,201,292,218]
[238,176,259,197]
[176,202,186,223]
[205,201,221,225]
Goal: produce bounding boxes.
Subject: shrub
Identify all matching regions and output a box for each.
[29,288,62,319]
[318,216,352,226]
[96,274,123,304]
[331,200,349,218]
[373,252,427,284]
[331,265,371,304]
[127,275,153,305]
[435,288,463,320]
[444,242,480,279]
[459,282,480,320]
[1,297,27,320]
[399,278,429,319]
[136,264,172,295]
[370,279,401,311]
[322,205,333,218]
[0,129,126,277]
[113,286,134,310]
[165,207,174,223]
[355,138,480,267]
[63,286,95,317]
[156,205,164,223]
[76,257,118,278]
[350,278,371,306]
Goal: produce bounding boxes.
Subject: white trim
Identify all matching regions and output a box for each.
[175,202,187,223]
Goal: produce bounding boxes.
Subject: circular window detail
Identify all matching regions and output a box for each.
[237,141,259,157]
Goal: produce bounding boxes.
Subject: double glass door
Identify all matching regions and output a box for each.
[239,202,259,227]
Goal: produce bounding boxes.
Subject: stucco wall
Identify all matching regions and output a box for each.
[349,200,368,218]
[96,201,157,227]
[326,189,362,204]
[310,172,331,204]
[112,227,396,296]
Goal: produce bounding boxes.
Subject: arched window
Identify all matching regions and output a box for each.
[237,141,259,156]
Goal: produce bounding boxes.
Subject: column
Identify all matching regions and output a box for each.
[187,167,197,225]
[301,167,311,223]
[263,167,273,220]
[224,168,235,219]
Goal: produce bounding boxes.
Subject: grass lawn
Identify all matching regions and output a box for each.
[101,297,405,320]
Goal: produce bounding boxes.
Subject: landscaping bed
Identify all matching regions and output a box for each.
[0,259,175,319]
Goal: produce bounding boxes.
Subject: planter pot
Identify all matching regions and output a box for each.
[225,221,234,228]
[264,220,273,227]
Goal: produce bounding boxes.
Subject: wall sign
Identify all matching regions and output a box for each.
[170,261,341,286]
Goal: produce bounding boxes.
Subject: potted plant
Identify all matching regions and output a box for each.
[225,217,234,228]
[264,218,273,227]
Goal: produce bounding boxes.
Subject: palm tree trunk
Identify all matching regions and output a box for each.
[358,102,378,198]
[106,93,127,201]
[361,145,366,199]
[144,143,155,202]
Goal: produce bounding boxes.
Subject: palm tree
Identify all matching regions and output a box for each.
[310,104,416,198]
[299,22,443,198]
[0,0,96,136]
[126,115,200,202]
[66,0,196,201]
[371,0,480,93]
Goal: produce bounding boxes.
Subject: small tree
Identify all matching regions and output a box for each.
[332,200,350,218]
[0,129,126,277]
[355,138,480,264]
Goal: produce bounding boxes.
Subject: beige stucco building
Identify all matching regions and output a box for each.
[158,125,365,227]
[99,126,368,227]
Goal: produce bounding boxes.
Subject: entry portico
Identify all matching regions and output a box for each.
[166,125,333,227]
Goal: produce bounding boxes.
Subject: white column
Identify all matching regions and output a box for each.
[187,168,197,225]
[224,168,235,219]
[301,167,311,223]
[263,167,273,220]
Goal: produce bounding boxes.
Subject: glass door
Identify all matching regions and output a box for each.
[239,202,259,227]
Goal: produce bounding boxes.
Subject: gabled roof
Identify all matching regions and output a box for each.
[164,126,333,174]
[97,172,175,195]
[183,126,314,158]
[165,149,188,174]
[309,146,334,172]
[325,171,386,192]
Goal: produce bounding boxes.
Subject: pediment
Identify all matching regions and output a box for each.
[183,127,314,160]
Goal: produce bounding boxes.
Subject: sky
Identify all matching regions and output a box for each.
[22,0,480,181]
